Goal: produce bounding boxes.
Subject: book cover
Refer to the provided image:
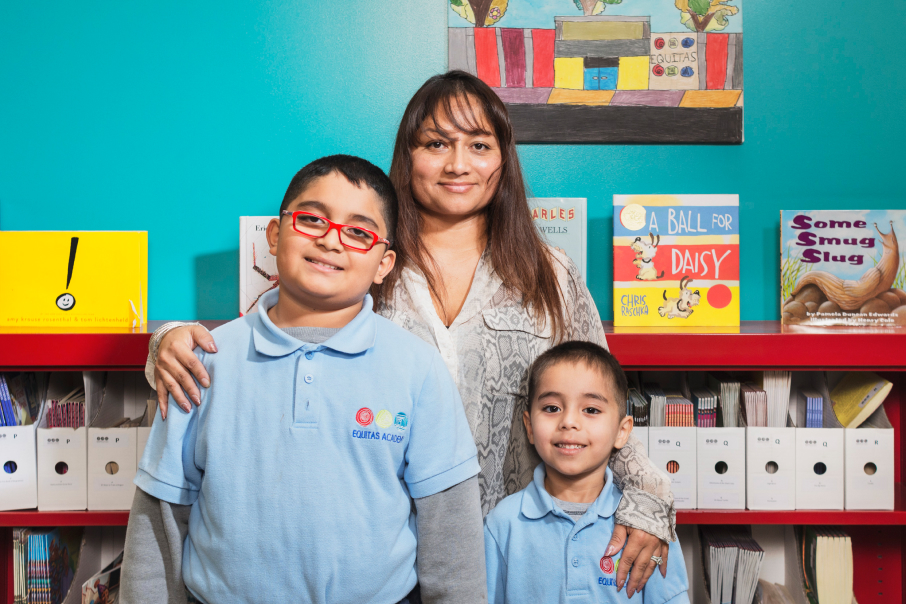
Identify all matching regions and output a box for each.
[529,198,586,280]
[0,232,147,329]
[239,217,278,316]
[830,371,893,429]
[613,195,740,326]
[781,210,906,327]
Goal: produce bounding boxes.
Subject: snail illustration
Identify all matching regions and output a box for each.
[791,221,899,311]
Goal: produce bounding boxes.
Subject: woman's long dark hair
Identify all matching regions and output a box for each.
[373,70,565,340]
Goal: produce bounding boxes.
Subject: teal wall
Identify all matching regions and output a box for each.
[2,1,904,321]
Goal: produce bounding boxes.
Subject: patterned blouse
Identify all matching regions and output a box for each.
[147,247,676,542]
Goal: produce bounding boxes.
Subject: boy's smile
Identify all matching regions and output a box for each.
[265,172,396,328]
[524,361,633,503]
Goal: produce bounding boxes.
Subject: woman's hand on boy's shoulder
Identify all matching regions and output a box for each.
[605,524,669,598]
[156,325,218,419]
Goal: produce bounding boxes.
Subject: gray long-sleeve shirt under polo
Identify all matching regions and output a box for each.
[120,325,487,604]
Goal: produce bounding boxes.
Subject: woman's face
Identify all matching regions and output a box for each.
[409,99,503,220]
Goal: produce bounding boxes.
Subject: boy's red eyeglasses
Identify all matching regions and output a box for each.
[281,211,391,251]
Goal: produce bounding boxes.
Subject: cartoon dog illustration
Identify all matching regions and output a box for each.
[658,276,701,319]
[630,233,664,281]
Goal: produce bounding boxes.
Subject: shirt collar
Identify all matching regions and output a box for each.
[252,287,377,357]
[520,463,622,521]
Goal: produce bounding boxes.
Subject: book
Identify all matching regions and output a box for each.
[799,526,853,604]
[829,371,893,429]
[529,198,587,280]
[82,551,122,604]
[781,210,906,327]
[0,232,147,328]
[613,195,740,326]
[239,217,278,316]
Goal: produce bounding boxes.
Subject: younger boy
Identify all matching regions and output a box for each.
[122,155,486,604]
[483,342,689,604]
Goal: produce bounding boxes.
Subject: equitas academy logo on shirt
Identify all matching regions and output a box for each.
[352,407,408,443]
[598,555,619,587]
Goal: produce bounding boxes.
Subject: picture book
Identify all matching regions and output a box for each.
[239,216,277,316]
[0,232,147,329]
[529,198,587,280]
[781,210,906,327]
[613,195,740,326]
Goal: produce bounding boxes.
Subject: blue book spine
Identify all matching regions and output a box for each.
[0,376,18,427]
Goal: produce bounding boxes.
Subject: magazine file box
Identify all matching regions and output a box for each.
[746,427,796,510]
[0,424,38,511]
[844,405,895,510]
[631,426,648,456]
[37,425,88,511]
[85,372,138,510]
[697,427,745,510]
[649,427,697,509]
[795,426,844,511]
[136,427,152,469]
[36,371,89,511]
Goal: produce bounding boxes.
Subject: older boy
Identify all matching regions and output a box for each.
[122,155,486,604]
[484,342,689,604]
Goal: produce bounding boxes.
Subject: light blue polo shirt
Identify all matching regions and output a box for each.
[136,287,480,604]
[484,464,689,604]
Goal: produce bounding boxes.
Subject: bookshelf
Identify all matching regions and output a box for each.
[1,321,904,602]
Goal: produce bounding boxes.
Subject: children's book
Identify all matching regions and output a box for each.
[0,232,147,329]
[613,195,740,326]
[781,210,906,327]
[239,217,278,316]
[529,198,587,280]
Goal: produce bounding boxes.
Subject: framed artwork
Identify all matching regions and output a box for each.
[448,0,743,143]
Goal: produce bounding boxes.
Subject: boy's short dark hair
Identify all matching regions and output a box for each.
[280,155,398,242]
[527,341,628,417]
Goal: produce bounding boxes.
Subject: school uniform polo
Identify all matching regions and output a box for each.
[484,464,690,604]
[135,287,480,604]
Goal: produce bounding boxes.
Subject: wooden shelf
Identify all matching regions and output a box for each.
[0,510,129,527]
[604,321,906,370]
[2,320,904,371]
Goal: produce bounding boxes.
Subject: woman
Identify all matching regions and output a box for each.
[148,70,675,596]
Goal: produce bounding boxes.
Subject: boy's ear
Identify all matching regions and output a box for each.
[372,249,397,285]
[523,409,535,445]
[613,415,634,451]
[266,217,281,257]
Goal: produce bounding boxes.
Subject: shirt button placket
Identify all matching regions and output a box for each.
[293,354,319,428]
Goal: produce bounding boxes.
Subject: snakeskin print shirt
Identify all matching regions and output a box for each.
[380,247,676,541]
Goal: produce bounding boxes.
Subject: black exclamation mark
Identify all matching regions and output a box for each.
[56,237,79,311]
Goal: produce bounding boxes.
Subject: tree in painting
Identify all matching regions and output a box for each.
[573,0,624,17]
[449,0,509,27]
[675,0,739,33]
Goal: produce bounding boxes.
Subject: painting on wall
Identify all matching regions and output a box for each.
[448,0,743,143]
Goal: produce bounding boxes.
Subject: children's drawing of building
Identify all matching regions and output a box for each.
[448,14,743,144]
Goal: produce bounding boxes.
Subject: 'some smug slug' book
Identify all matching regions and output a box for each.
[781,210,906,327]
[613,195,739,327]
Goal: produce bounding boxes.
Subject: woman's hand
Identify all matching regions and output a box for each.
[155,325,217,419]
[605,524,669,598]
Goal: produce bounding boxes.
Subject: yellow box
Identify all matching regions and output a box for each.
[679,90,743,108]
[548,89,615,105]
[617,56,649,90]
[0,232,148,328]
[562,21,645,41]
[554,57,584,90]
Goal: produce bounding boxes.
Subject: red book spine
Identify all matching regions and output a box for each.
[531,29,555,88]
[706,34,729,90]
[501,29,526,88]
[475,28,501,87]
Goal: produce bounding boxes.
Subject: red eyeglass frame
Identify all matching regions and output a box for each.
[281,210,391,251]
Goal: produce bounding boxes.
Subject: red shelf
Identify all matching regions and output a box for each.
[604,320,906,370]
[0,510,129,527]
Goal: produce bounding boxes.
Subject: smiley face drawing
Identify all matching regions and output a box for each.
[56,293,76,311]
